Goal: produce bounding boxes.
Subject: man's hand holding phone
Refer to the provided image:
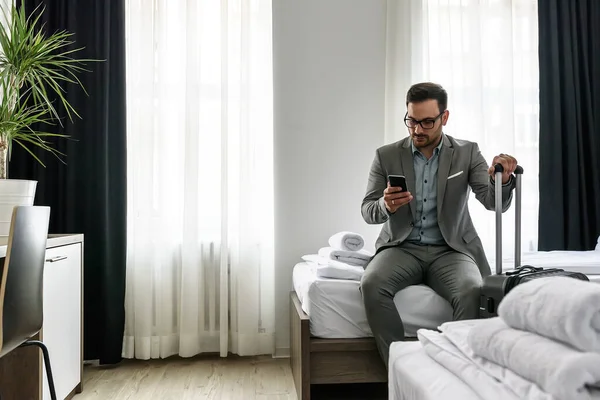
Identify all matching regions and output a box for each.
[384,175,413,213]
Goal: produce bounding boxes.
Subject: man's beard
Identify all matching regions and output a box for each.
[412,133,432,148]
[412,130,441,148]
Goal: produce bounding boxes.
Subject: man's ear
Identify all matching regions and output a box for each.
[442,110,450,126]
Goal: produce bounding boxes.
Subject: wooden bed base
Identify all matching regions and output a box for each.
[289,291,388,400]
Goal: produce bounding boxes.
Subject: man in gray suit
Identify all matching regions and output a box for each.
[361,82,518,367]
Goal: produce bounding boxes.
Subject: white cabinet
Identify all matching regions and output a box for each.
[42,242,82,400]
[0,234,83,400]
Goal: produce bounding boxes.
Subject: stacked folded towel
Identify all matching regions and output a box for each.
[475,276,600,400]
[467,317,600,400]
[301,231,373,281]
[418,323,552,400]
[421,277,600,400]
[497,275,600,352]
[317,246,372,266]
[329,231,365,252]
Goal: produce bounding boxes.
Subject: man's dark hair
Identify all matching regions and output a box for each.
[406,82,448,113]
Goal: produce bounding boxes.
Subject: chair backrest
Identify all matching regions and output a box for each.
[0,206,50,357]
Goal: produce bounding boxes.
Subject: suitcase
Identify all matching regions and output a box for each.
[478,164,589,318]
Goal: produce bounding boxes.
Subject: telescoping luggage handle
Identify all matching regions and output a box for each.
[495,163,524,275]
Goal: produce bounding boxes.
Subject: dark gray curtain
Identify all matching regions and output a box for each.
[12,0,126,364]
[537,0,600,251]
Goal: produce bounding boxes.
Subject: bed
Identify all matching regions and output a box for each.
[290,250,600,399]
[289,261,453,400]
[496,249,600,276]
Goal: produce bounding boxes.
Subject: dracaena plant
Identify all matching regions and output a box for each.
[0,3,95,179]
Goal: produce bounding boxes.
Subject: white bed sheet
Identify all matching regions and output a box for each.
[495,250,600,275]
[388,341,481,400]
[292,262,453,339]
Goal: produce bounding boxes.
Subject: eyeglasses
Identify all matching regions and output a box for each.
[404,111,444,129]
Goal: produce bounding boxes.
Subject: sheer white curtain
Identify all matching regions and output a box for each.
[123,0,274,359]
[385,0,539,259]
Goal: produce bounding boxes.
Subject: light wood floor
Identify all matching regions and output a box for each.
[72,355,388,400]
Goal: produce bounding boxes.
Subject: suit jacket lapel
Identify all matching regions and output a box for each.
[437,134,454,216]
[400,139,417,222]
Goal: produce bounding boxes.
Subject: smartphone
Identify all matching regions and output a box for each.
[387,174,407,192]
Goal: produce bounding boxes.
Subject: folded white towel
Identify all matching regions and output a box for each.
[498,276,600,352]
[301,254,364,281]
[328,231,365,252]
[467,317,600,400]
[316,264,363,281]
[318,247,372,266]
[439,320,556,400]
[418,328,538,400]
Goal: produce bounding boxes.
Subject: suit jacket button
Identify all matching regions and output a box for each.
[410,222,414,227]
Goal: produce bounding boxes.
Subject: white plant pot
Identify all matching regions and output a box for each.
[0,179,37,236]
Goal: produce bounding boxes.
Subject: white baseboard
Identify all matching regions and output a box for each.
[273,347,290,358]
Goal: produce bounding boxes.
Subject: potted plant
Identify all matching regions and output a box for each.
[0,4,93,236]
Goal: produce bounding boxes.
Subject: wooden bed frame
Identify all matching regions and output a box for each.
[289,291,388,400]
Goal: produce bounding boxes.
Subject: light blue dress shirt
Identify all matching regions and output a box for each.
[406,137,446,245]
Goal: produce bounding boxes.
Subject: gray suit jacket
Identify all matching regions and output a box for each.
[361,134,515,277]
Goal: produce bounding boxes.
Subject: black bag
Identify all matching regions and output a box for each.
[478,164,589,318]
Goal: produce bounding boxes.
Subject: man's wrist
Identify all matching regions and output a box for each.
[502,175,514,186]
[490,175,514,186]
[379,197,391,218]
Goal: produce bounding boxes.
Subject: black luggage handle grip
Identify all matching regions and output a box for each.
[494,164,524,174]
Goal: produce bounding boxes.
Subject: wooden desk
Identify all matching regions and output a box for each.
[0,234,84,400]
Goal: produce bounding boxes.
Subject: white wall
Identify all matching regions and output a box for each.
[272,0,388,355]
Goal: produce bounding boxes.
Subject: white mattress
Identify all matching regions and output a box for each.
[388,341,481,400]
[292,262,453,339]
[496,250,600,275]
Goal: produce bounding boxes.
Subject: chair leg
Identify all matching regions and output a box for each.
[19,340,57,400]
